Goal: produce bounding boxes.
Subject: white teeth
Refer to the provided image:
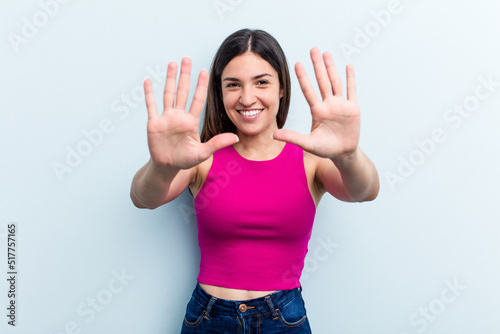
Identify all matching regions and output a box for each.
[239,109,263,116]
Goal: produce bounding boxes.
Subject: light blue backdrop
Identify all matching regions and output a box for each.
[2,0,499,333]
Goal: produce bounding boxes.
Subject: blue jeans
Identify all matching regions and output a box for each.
[180,282,312,333]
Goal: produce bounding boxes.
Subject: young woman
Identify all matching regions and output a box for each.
[131,29,379,333]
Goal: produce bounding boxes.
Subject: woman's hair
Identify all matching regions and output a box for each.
[200,29,291,142]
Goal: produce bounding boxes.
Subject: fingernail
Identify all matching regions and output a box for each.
[235,134,239,142]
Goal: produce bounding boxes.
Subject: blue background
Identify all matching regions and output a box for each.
[1,0,500,333]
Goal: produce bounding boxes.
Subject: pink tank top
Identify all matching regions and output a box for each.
[194,142,316,291]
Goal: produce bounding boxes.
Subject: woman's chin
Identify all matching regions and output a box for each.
[235,126,269,138]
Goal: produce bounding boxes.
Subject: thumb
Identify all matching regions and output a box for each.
[272,129,312,151]
[202,133,239,157]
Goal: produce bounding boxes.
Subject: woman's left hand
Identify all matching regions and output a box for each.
[273,48,360,161]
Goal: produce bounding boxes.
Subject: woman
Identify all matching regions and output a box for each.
[131,29,379,333]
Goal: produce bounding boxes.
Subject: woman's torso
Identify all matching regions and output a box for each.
[189,142,323,300]
[199,283,278,300]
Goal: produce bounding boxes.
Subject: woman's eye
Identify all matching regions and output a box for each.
[226,83,239,88]
[257,80,269,85]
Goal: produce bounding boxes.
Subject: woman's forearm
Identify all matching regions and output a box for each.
[130,160,182,209]
[330,147,380,202]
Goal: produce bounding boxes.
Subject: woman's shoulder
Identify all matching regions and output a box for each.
[301,147,322,165]
[190,155,214,197]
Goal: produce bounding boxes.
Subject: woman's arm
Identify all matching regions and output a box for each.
[130,57,238,209]
[130,160,195,209]
[315,147,379,203]
[273,48,379,202]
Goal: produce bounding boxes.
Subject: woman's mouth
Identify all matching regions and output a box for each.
[237,109,263,117]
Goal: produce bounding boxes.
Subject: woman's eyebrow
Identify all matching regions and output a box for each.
[253,73,273,80]
[222,73,273,82]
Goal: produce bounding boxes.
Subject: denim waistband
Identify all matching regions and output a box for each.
[190,282,303,320]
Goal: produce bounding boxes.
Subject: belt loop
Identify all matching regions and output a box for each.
[204,296,217,320]
[265,296,279,320]
[299,285,302,293]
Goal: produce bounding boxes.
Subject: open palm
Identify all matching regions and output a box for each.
[145,57,238,170]
[273,48,360,159]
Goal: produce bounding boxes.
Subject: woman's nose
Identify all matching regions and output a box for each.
[239,88,257,106]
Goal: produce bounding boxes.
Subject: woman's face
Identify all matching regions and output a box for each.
[221,52,283,138]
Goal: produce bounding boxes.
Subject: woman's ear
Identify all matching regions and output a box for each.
[280,88,284,98]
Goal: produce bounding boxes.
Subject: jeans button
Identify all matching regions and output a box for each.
[239,303,247,312]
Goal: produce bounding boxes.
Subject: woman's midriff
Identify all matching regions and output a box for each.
[199,283,278,301]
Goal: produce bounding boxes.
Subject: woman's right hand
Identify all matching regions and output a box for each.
[144,57,238,171]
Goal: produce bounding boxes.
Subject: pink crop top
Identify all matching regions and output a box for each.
[194,142,316,291]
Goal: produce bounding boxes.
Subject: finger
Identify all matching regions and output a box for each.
[144,78,158,120]
[310,48,333,100]
[189,69,209,119]
[323,52,343,97]
[346,65,357,102]
[163,61,178,110]
[175,57,192,110]
[201,133,239,159]
[295,62,319,108]
[272,129,314,152]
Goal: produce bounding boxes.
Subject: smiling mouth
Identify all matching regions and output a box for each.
[238,109,263,116]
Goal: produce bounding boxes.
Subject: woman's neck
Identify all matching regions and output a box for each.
[233,130,286,161]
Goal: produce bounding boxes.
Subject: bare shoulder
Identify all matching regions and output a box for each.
[189,155,214,197]
[303,150,351,204]
[302,150,325,207]
[303,150,321,176]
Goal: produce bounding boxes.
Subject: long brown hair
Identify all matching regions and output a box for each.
[200,29,291,142]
